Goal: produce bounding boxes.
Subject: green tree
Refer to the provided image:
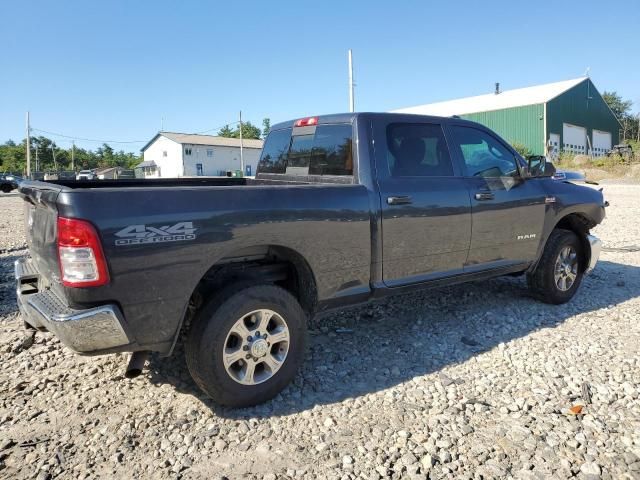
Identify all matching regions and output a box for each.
[603,91,638,141]
[262,118,271,139]
[239,121,261,140]
[73,147,94,170]
[0,140,25,173]
[97,143,115,167]
[217,121,261,140]
[218,125,235,137]
[603,91,633,119]
[32,136,55,171]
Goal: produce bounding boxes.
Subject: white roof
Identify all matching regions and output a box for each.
[142,132,263,152]
[392,77,588,116]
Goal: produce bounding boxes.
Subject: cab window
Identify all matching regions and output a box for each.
[258,125,353,176]
[386,123,454,177]
[450,126,519,178]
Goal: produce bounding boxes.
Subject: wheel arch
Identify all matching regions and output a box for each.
[168,244,318,355]
[532,211,598,274]
[554,212,598,272]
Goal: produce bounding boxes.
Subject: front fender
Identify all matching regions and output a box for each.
[528,182,606,273]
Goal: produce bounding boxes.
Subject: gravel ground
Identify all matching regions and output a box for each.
[1,185,639,480]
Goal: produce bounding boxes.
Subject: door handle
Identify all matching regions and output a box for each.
[387,195,412,205]
[474,192,495,201]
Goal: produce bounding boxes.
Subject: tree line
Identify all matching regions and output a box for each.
[0,136,141,174]
[1,118,272,175]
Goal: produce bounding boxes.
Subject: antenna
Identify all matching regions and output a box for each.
[348,49,355,113]
[584,67,591,77]
[239,110,244,175]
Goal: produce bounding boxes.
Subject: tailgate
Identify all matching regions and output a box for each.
[19,181,65,295]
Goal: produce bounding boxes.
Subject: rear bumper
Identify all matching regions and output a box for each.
[585,234,602,275]
[15,258,130,353]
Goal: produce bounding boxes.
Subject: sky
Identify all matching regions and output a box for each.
[1,0,639,152]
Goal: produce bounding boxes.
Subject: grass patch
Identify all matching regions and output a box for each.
[554,149,640,182]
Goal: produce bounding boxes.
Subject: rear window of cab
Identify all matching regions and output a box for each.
[258,124,353,176]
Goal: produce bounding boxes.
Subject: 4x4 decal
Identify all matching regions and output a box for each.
[114,222,197,246]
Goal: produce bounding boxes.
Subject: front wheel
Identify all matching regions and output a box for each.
[527,229,584,304]
[185,284,307,407]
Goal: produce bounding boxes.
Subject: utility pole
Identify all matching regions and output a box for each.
[239,110,244,175]
[35,147,39,172]
[637,113,640,143]
[348,49,355,113]
[51,144,58,171]
[71,141,75,171]
[26,112,31,178]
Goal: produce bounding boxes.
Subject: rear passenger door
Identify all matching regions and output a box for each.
[373,118,472,287]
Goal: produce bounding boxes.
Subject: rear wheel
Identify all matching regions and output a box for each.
[527,229,584,304]
[185,284,307,407]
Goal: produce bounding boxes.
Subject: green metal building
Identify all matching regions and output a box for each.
[393,77,621,156]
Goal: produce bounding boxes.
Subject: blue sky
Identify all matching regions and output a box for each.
[1,0,638,152]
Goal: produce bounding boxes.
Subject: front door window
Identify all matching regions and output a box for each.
[450,126,519,178]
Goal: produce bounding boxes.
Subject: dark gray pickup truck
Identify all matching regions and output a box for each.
[16,113,606,406]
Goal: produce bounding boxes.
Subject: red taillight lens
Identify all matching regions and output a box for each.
[57,217,109,287]
[294,116,318,127]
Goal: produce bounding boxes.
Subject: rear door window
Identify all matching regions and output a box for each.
[258,124,353,176]
[385,123,454,177]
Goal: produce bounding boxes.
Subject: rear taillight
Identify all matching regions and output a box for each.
[294,116,318,127]
[57,217,109,287]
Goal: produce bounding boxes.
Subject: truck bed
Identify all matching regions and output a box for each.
[18,176,372,354]
[45,174,354,190]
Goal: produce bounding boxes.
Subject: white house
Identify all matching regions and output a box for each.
[139,132,263,178]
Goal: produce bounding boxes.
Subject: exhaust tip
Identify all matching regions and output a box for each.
[125,351,150,379]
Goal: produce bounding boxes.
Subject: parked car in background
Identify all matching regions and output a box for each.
[16,113,606,407]
[76,170,96,180]
[0,173,20,193]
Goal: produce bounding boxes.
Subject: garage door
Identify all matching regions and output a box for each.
[563,123,586,155]
[592,130,612,157]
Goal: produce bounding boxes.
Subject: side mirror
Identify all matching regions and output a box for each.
[526,155,555,178]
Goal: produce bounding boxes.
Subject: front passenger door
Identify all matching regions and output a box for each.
[448,125,547,271]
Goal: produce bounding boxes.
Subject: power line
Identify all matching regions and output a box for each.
[30,118,246,145]
[190,120,241,135]
[30,128,147,144]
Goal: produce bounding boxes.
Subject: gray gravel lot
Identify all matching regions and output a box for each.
[1,185,639,479]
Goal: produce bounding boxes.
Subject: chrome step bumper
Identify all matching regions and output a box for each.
[15,258,130,353]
